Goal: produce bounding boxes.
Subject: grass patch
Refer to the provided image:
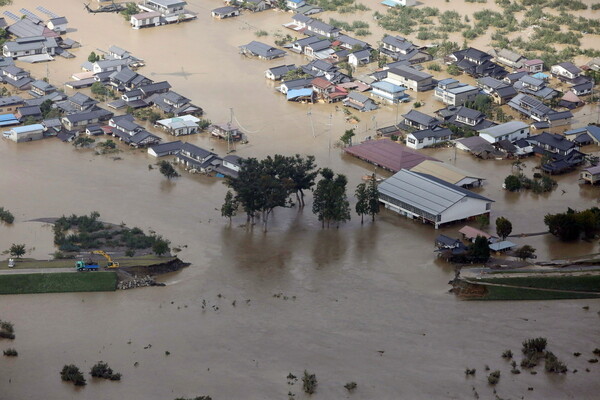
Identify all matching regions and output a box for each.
[1,255,175,270]
[0,272,117,295]
[477,285,600,301]
[479,275,600,293]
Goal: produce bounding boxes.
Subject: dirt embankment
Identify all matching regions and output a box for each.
[115,258,190,290]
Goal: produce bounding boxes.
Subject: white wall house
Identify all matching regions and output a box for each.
[4,124,45,142]
[386,65,434,92]
[378,169,493,229]
[550,62,581,81]
[478,121,529,144]
[406,127,453,150]
[139,0,186,16]
[131,11,162,29]
[434,79,479,106]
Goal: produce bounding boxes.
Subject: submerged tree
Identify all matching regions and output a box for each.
[277,154,318,207]
[366,174,380,221]
[312,168,351,228]
[355,182,368,224]
[9,243,25,259]
[158,160,180,180]
[495,216,512,240]
[340,128,356,146]
[221,190,238,223]
[469,235,490,263]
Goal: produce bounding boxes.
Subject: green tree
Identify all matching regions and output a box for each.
[9,243,25,258]
[158,160,180,180]
[495,216,512,240]
[504,175,521,191]
[121,2,139,20]
[88,51,99,63]
[340,128,355,146]
[476,214,489,229]
[221,190,238,223]
[515,245,536,261]
[60,364,86,386]
[152,236,170,256]
[366,174,380,222]
[355,182,368,224]
[277,154,318,207]
[447,64,461,76]
[544,210,581,241]
[469,235,490,262]
[91,82,108,97]
[312,168,351,228]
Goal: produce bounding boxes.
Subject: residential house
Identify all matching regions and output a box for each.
[3,124,45,143]
[130,11,162,29]
[528,132,584,174]
[287,0,306,9]
[386,65,434,92]
[148,140,183,157]
[156,115,201,136]
[175,142,220,173]
[265,64,296,80]
[401,109,441,131]
[61,108,114,131]
[564,125,600,145]
[476,76,516,104]
[342,92,378,112]
[450,47,507,79]
[210,123,243,141]
[304,39,333,59]
[3,36,58,59]
[312,77,347,103]
[47,17,68,33]
[377,169,493,229]
[215,154,242,178]
[493,48,526,69]
[558,91,584,109]
[6,18,57,39]
[580,166,600,185]
[240,41,286,60]
[15,105,42,122]
[478,121,529,144]
[85,124,104,136]
[381,0,417,6]
[138,81,172,97]
[211,6,240,18]
[586,57,600,71]
[455,135,501,158]
[150,91,201,116]
[42,118,62,135]
[551,62,582,82]
[291,36,321,53]
[109,114,143,136]
[348,49,371,68]
[91,58,130,74]
[513,75,557,100]
[370,81,408,103]
[68,92,98,112]
[335,35,369,51]
[1,65,33,90]
[278,78,313,94]
[114,129,161,147]
[406,127,453,149]
[436,106,495,132]
[0,96,24,114]
[343,139,439,172]
[508,93,573,126]
[523,59,544,73]
[503,71,528,85]
[108,45,131,60]
[138,0,187,16]
[433,78,479,106]
[571,80,593,96]
[379,35,431,64]
[109,67,152,91]
[30,80,56,97]
[294,4,323,15]
[291,14,340,38]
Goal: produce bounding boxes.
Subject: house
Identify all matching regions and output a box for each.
[493,48,526,69]
[240,41,286,60]
[138,0,187,16]
[455,135,502,158]
[348,49,371,68]
[84,124,104,136]
[379,35,431,64]
[370,81,408,103]
[343,92,378,112]
[478,121,529,144]
[410,160,485,188]
[477,76,517,104]
[68,92,98,112]
[131,11,162,29]
[287,0,306,9]
[406,127,453,149]
[400,109,441,131]
[1,65,33,90]
[30,80,56,97]
[108,46,131,60]
[291,36,320,54]
[344,139,439,172]
[558,91,584,109]
[118,130,161,147]
[381,0,417,7]
[304,39,333,59]
[459,225,493,242]
[434,78,479,106]
[148,140,183,157]
[386,65,434,92]
[335,35,369,51]
[150,91,201,116]
[15,105,42,122]
[0,113,21,127]
[211,6,240,18]
[0,96,24,114]
[91,58,130,74]
[436,106,495,132]
[139,81,172,98]
[450,48,507,79]
[377,169,493,229]
[47,17,68,33]
[109,114,143,136]
[571,80,593,96]
[278,78,313,94]
[156,115,201,136]
[435,234,468,258]
[210,123,243,141]
[311,77,346,103]
[523,59,544,73]
[3,36,58,59]
[6,18,58,39]
[551,62,581,82]
[580,166,600,185]
[503,71,528,85]
[109,67,152,91]
[265,64,296,80]
[62,109,114,131]
[302,17,340,38]
[3,124,45,142]
[215,154,242,178]
[529,132,579,156]
[508,94,573,126]
[564,125,600,145]
[42,118,63,134]
[513,75,557,100]
[175,142,219,173]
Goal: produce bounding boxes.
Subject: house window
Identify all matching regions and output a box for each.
[408,138,415,144]
[418,139,423,144]
[486,203,491,210]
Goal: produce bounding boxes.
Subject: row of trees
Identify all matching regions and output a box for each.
[221,155,380,231]
[545,207,600,241]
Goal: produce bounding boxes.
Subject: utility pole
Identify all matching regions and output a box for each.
[328,113,332,163]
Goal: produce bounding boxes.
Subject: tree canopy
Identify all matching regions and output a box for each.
[158,161,180,180]
[312,168,351,228]
[495,216,512,240]
[469,236,490,263]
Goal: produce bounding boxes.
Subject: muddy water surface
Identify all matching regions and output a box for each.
[1,1,600,399]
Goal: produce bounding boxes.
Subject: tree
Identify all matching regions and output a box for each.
[277,154,318,207]
[88,51,99,63]
[302,370,317,394]
[447,64,461,76]
[495,216,512,240]
[221,190,238,223]
[121,2,139,20]
[9,243,25,258]
[91,82,108,97]
[355,183,368,224]
[515,245,536,261]
[544,210,581,241]
[476,214,489,229]
[158,160,180,180]
[469,236,490,262]
[312,168,351,228]
[152,236,170,256]
[504,175,521,191]
[366,174,380,221]
[340,128,355,146]
[60,364,86,386]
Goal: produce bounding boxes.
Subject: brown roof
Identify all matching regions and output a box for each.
[343,139,438,172]
[459,225,491,239]
[312,77,333,90]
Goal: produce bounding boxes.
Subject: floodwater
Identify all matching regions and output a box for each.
[1,0,600,399]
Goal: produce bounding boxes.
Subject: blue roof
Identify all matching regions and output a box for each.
[381,0,401,6]
[289,0,304,3]
[0,113,18,122]
[532,72,548,79]
[11,124,44,133]
[287,88,313,100]
[372,81,406,94]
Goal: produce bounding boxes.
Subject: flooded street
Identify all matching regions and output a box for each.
[1,0,600,399]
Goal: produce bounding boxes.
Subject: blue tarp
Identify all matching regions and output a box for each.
[532,72,549,80]
[381,0,401,6]
[287,88,313,100]
[0,114,19,126]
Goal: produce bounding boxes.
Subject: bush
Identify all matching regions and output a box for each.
[302,370,317,394]
[60,364,87,386]
[504,175,521,191]
[522,337,547,356]
[90,361,122,380]
[502,349,513,359]
[344,381,357,391]
[428,63,441,71]
[0,207,14,224]
[545,351,567,373]
[487,370,500,385]
[0,320,15,339]
[3,348,17,356]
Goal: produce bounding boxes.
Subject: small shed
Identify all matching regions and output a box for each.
[459,225,492,242]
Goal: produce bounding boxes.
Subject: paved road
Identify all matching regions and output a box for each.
[0,268,76,275]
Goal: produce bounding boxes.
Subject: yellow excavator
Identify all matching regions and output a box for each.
[91,250,120,269]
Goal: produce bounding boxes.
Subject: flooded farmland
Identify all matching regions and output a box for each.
[1,0,600,399]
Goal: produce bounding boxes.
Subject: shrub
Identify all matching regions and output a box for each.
[254,30,268,37]
[60,364,86,386]
[90,361,122,380]
[344,381,357,391]
[502,349,513,359]
[0,320,15,339]
[465,368,476,375]
[428,63,441,71]
[522,337,547,355]
[504,175,521,191]
[545,352,567,373]
[487,370,500,385]
[302,370,317,394]
[0,207,14,224]
[3,348,17,356]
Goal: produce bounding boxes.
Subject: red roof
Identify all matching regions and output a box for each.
[312,77,333,89]
[343,139,438,172]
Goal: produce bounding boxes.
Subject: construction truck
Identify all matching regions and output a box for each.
[91,250,120,269]
[75,260,99,271]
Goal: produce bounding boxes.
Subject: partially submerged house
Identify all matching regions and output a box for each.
[449,47,507,79]
[406,127,453,150]
[508,94,573,127]
[478,121,529,144]
[156,115,201,136]
[580,166,600,185]
[477,76,517,104]
[2,65,33,90]
[3,36,58,59]
[175,142,219,173]
[265,64,296,80]
[240,41,286,60]
[386,65,434,92]
[61,108,114,131]
[377,169,493,229]
[435,106,496,132]
[211,6,240,19]
[528,132,585,174]
[370,81,408,104]
[513,75,557,100]
[492,48,526,70]
[434,78,479,106]
[400,109,441,131]
[3,124,45,142]
[343,139,438,172]
[550,62,582,82]
[342,92,378,112]
[410,160,485,188]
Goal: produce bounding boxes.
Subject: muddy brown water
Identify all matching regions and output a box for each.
[1,1,600,399]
